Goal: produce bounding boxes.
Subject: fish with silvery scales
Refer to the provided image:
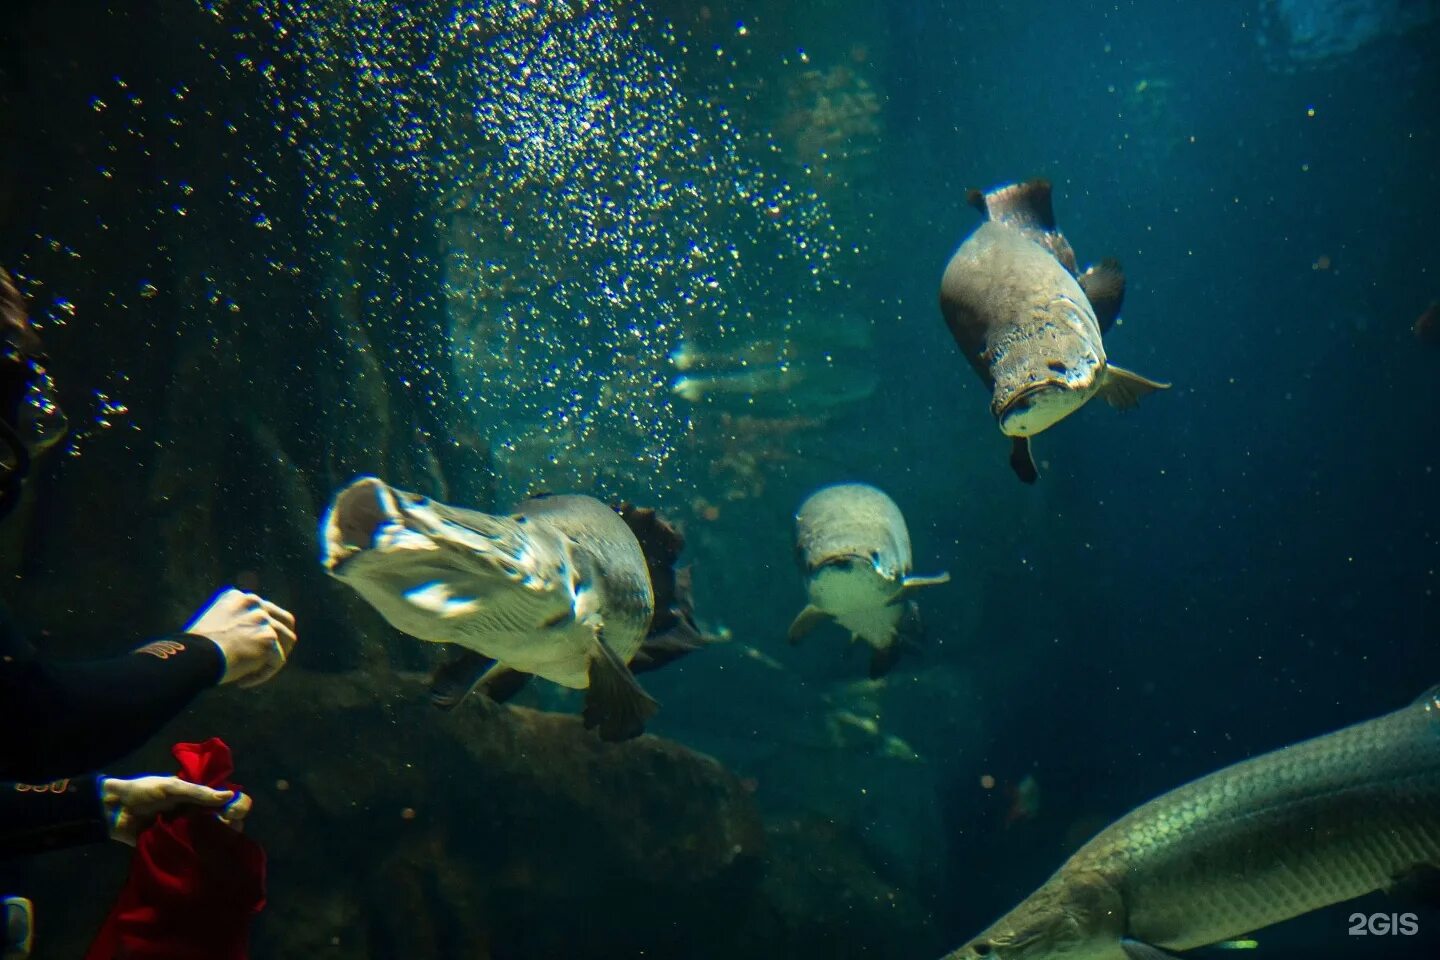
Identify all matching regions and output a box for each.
[941,685,1440,960]
[939,180,1169,483]
[787,483,949,678]
[320,477,708,741]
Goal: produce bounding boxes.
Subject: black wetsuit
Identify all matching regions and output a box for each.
[0,610,223,857]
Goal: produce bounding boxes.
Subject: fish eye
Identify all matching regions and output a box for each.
[1046,360,1067,373]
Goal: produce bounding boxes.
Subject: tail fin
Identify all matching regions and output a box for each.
[974,180,1056,230]
[971,180,1077,271]
[616,503,717,672]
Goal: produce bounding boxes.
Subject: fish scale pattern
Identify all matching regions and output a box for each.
[1064,692,1440,949]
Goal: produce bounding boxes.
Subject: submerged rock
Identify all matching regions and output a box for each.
[200,673,767,958]
[6,666,768,958]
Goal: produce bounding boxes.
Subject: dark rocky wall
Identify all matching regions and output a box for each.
[0,3,953,958]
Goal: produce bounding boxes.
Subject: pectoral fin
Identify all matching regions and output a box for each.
[1098,365,1171,410]
[429,648,498,710]
[1009,436,1039,484]
[901,571,950,591]
[887,574,949,605]
[1120,938,1184,960]
[583,632,659,742]
[787,604,834,644]
[477,666,531,704]
[629,616,711,674]
[429,648,533,708]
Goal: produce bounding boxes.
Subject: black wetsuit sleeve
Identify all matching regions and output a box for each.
[0,631,224,783]
[0,775,108,858]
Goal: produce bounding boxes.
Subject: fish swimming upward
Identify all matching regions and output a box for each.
[787,483,949,678]
[321,477,704,741]
[939,180,1169,483]
[941,685,1440,960]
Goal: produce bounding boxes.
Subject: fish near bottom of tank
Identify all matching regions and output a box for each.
[941,685,1440,960]
[787,482,950,678]
[319,476,711,741]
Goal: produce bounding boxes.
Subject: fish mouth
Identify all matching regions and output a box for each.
[321,478,391,573]
[996,379,1085,437]
[319,477,533,583]
[810,552,879,576]
[320,477,562,634]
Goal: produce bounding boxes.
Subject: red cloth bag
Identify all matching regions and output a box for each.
[85,738,267,960]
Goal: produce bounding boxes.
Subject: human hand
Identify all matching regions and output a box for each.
[100,775,252,846]
[184,588,297,688]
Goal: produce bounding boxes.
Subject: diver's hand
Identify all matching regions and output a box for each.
[184,587,298,688]
[100,775,250,846]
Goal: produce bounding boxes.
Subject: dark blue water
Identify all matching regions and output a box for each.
[873,1,1440,955]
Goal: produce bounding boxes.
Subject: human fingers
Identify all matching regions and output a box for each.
[257,597,296,632]
[236,637,284,688]
[268,614,298,658]
[218,792,253,826]
[158,779,235,810]
[242,618,294,687]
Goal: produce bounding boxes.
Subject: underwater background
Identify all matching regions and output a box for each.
[1,0,1438,957]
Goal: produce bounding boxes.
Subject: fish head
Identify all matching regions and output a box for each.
[809,546,903,589]
[994,375,1093,437]
[320,476,571,643]
[947,873,1123,960]
[989,297,1106,438]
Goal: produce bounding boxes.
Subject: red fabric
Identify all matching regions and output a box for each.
[85,738,267,960]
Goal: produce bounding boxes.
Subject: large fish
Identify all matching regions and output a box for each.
[787,483,949,678]
[939,180,1169,483]
[321,477,697,741]
[941,685,1440,960]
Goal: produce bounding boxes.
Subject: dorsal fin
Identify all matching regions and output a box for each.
[1079,258,1126,334]
[975,180,1056,231]
[615,503,685,618]
[615,502,715,671]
